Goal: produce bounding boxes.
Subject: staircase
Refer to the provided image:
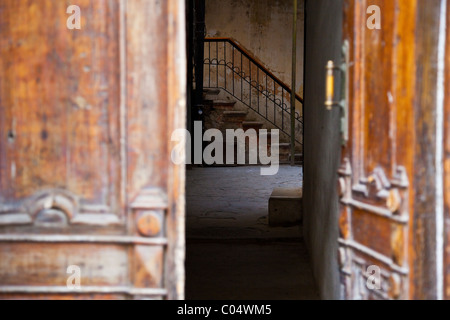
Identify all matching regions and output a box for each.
[199,38,303,165]
[203,88,301,165]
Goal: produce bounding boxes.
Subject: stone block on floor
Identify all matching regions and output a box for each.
[269,187,302,227]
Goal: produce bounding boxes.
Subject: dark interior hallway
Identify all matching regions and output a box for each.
[185,166,319,300]
[184,0,321,300]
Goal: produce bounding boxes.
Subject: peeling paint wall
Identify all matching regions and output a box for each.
[205,0,304,97]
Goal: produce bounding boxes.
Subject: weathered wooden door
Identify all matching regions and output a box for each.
[443,0,450,301]
[0,0,186,299]
[338,0,443,300]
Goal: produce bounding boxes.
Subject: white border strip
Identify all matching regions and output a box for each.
[436,0,447,301]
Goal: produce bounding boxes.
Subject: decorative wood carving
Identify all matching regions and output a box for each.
[136,211,163,238]
[0,189,122,227]
[338,158,409,300]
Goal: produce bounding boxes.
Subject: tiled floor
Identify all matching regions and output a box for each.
[186,165,303,240]
[185,165,319,300]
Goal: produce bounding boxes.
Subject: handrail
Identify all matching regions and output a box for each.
[205,37,304,104]
[202,37,303,145]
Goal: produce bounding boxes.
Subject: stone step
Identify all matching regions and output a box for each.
[269,187,303,227]
[242,121,264,131]
[211,100,236,110]
[257,131,273,144]
[223,111,248,123]
[264,142,291,162]
[203,88,220,96]
[257,132,290,147]
[269,143,291,163]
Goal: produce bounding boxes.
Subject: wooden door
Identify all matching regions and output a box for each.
[0,0,186,299]
[339,0,442,300]
[443,0,450,301]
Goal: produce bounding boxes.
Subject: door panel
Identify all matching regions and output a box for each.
[340,0,443,300]
[339,0,416,300]
[0,0,185,299]
[0,0,122,225]
[444,0,450,301]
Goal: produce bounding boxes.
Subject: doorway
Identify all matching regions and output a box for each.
[184,0,318,300]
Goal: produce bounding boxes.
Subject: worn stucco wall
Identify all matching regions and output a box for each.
[205,0,304,98]
[303,0,343,300]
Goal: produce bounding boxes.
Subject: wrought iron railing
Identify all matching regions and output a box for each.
[203,37,303,144]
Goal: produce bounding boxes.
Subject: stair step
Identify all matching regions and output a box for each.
[203,88,220,96]
[273,143,291,152]
[257,131,273,142]
[258,131,273,136]
[223,111,247,123]
[203,99,214,105]
[211,100,236,110]
[269,187,303,227]
[265,143,291,163]
[242,121,264,131]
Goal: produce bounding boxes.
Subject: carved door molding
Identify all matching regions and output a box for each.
[338,159,410,299]
[339,0,417,300]
[340,0,444,300]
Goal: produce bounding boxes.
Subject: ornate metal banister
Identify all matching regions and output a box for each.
[202,37,303,145]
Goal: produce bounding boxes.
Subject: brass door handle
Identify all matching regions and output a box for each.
[324,41,349,145]
[324,59,346,110]
[325,60,337,110]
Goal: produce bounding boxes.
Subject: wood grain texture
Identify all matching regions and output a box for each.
[443,0,450,301]
[126,0,169,198]
[352,209,394,258]
[0,0,122,214]
[165,0,187,300]
[0,0,186,299]
[338,0,442,300]
[0,294,126,300]
[0,243,128,286]
[411,0,441,300]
